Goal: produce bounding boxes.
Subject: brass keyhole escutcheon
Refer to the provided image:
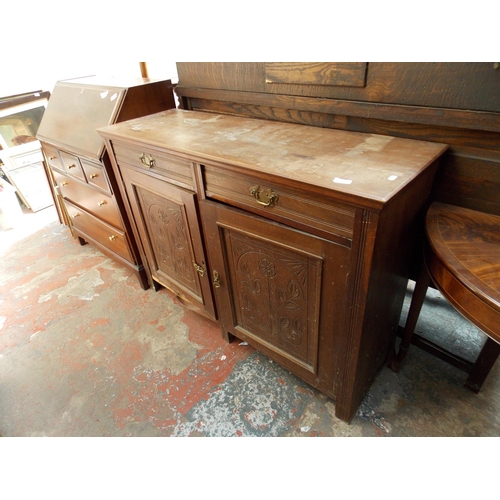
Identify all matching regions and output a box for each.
[249,185,279,207]
[139,153,156,169]
[213,270,221,288]
[98,200,107,206]
[109,235,117,241]
[89,173,98,179]
[193,261,206,277]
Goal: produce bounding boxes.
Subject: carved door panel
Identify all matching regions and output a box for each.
[200,200,351,395]
[120,167,215,319]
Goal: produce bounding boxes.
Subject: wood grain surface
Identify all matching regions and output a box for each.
[99,109,447,208]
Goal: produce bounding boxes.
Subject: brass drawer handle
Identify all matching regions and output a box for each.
[109,235,117,241]
[68,163,76,169]
[89,173,98,179]
[213,270,221,288]
[98,200,107,206]
[249,185,279,207]
[193,262,206,277]
[61,181,69,186]
[49,155,57,160]
[139,153,156,169]
[71,213,80,218]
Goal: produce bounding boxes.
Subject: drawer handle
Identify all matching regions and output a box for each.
[71,213,80,218]
[139,153,156,169]
[109,235,117,241]
[68,163,76,169]
[213,270,221,288]
[98,200,107,206]
[249,185,279,207]
[89,173,98,179]
[193,261,206,278]
[49,155,57,160]
[61,181,69,186]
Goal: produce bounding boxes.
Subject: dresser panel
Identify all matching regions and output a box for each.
[222,220,323,373]
[200,199,351,392]
[118,164,216,319]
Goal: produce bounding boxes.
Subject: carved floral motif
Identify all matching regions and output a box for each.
[258,259,277,278]
[138,189,195,286]
[231,235,309,351]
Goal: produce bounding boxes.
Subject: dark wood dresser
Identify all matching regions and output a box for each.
[37,76,176,289]
[98,108,447,422]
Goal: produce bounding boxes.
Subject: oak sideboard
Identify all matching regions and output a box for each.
[98,109,447,422]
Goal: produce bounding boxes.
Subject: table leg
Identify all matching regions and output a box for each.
[464,337,500,393]
[389,263,431,372]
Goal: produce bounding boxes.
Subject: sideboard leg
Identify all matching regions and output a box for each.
[135,268,150,291]
[222,331,235,343]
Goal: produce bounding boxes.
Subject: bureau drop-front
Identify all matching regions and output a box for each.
[98,109,447,422]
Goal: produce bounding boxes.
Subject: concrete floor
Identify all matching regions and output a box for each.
[1,204,500,438]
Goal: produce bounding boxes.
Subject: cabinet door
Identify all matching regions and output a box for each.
[200,200,351,396]
[120,166,216,319]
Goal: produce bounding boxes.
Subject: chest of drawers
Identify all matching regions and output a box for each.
[37,76,176,288]
[98,109,448,422]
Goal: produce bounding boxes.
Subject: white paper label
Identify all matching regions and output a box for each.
[333,177,353,185]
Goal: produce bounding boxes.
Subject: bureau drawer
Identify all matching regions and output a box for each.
[65,200,133,262]
[42,143,63,171]
[59,150,86,181]
[112,141,194,188]
[80,158,111,194]
[203,164,355,241]
[52,170,122,229]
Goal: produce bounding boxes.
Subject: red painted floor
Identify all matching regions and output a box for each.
[2,206,500,438]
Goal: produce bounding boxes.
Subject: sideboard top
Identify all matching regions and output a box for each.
[98,109,448,206]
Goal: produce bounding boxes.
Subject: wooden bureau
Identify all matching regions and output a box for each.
[37,76,176,288]
[98,109,447,422]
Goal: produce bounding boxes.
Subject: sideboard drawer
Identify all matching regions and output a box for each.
[65,200,132,262]
[53,170,122,229]
[203,163,355,241]
[112,141,194,188]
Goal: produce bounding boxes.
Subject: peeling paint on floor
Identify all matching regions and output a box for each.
[38,267,104,304]
[1,217,500,437]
